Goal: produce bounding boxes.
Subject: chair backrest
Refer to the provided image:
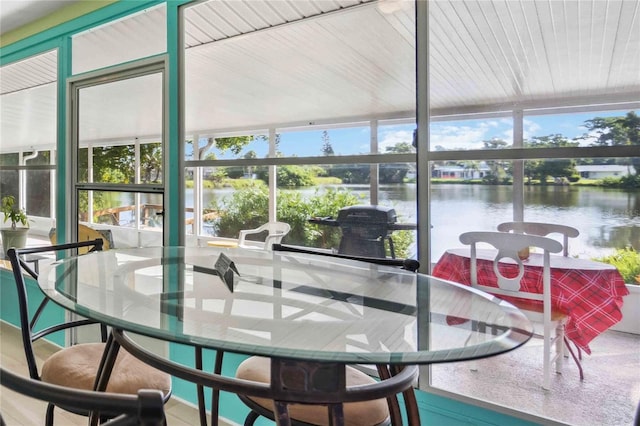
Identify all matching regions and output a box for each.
[273,243,420,272]
[6,239,105,381]
[0,367,165,425]
[497,221,579,257]
[263,221,291,248]
[459,231,562,314]
[239,221,291,250]
[49,223,112,251]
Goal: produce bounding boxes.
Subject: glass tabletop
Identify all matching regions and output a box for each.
[38,246,532,365]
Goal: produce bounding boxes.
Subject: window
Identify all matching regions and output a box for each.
[0,50,57,236]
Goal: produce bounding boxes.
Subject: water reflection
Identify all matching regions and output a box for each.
[430,184,639,260]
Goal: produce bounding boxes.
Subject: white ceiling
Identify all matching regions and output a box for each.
[1,0,639,152]
[0,0,78,35]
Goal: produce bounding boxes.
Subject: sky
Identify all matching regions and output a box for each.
[205,109,634,160]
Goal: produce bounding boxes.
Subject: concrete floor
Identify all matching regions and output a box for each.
[430,329,640,425]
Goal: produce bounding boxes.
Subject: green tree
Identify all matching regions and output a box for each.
[194,135,268,160]
[483,138,509,149]
[524,135,578,184]
[244,150,257,177]
[582,111,640,174]
[276,165,315,187]
[212,186,360,248]
[141,143,162,183]
[482,138,509,184]
[321,131,334,156]
[385,141,414,153]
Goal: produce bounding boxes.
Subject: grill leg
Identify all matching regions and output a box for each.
[387,237,396,259]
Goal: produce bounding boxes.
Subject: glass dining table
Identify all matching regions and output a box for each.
[38,246,533,426]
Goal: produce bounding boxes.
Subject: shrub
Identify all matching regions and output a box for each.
[594,247,640,285]
[210,186,415,257]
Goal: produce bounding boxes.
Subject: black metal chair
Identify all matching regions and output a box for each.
[272,244,420,272]
[233,244,421,426]
[0,367,165,426]
[6,240,172,425]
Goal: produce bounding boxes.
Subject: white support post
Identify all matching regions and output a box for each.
[513,110,524,222]
[370,120,379,206]
[269,128,277,223]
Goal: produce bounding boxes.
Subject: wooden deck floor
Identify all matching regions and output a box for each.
[0,321,236,426]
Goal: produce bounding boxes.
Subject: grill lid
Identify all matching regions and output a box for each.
[336,205,397,224]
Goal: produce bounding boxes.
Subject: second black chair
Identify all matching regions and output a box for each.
[6,240,172,425]
[235,243,421,426]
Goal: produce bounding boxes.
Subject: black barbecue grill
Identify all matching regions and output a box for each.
[309,205,416,258]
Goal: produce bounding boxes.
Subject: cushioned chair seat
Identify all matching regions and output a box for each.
[41,343,171,396]
[509,298,568,322]
[236,356,389,426]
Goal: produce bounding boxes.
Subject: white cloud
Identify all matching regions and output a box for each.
[429,122,498,150]
[522,119,541,140]
[379,129,413,151]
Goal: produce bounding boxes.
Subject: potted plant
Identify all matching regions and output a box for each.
[1,195,29,253]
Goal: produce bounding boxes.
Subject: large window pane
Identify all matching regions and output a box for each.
[278,127,371,157]
[25,170,51,217]
[430,157,639,263]
[524,110,639,149]
[187,134,268,161]
[78,189,163,248]
[0,169,18,201]
[77,73,163,184]
[0,51,57,238]
[430,116,513,151]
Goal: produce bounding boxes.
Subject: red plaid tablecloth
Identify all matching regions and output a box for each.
[432,248,630,354]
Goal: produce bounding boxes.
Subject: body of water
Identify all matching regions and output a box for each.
[185,184,639,261]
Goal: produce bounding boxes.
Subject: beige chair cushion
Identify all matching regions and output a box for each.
[41,343,171,396]
[236,356,389,426]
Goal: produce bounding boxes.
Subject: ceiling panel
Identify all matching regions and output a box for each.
[0,50,57,95]
[1,0,639,152]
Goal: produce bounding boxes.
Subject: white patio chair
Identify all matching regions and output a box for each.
[238,221,291,250]
[459,231,567,390]
[497,221,586,368]
[497,221,579,257]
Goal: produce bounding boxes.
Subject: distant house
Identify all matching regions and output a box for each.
[432,162,491,179]
[575,165,631,179]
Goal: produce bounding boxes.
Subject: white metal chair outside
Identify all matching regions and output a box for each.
[238,221,291,250]
[497,221,586,369]
[497,221,579,257]
[459,231,567,390]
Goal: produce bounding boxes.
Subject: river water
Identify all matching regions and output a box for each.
[189,183,639,261]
